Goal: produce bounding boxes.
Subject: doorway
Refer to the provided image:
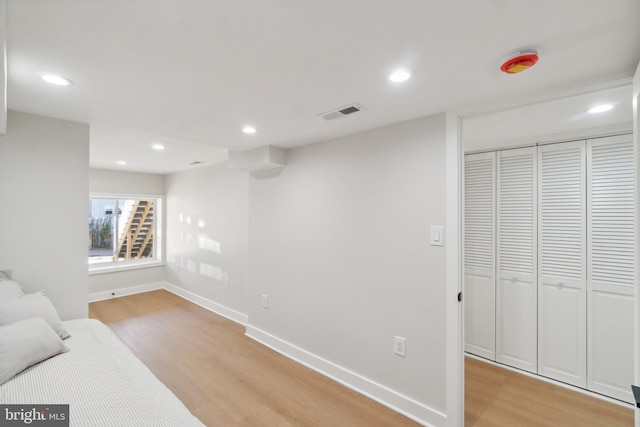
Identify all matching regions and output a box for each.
[459,83,637,426]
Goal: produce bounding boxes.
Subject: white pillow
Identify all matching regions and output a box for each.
[0,292,69,339]
[0,280,24,301]
[0,317,69,385]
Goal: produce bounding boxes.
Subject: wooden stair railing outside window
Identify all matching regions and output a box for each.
[115,200,154,260]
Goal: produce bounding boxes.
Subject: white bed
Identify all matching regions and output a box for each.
[0,318,205,427]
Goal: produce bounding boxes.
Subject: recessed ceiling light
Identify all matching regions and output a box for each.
[389,69,411,83]
[116,160,127,165]
[242,126,257,134]
[588,104,614,114]
[152,143,166,150]
[42,74,72,86]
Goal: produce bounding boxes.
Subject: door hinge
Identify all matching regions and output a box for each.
[457,292,462,302]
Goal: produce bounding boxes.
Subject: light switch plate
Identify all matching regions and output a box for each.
[430,226,444,246]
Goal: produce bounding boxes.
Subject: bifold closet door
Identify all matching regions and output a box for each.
[587,135,635,403]
[464,152,496,360]
[496,147,537,373]
[537,141,586,387]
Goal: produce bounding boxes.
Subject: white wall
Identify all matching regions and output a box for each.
[463,84,633,153]
[89,266,167,296]
[247,114,448,424]
[94,113,452,423]
[90,168,165,195]
[88,168,166,295]
[165,163,250,319]
[0,111,89,320]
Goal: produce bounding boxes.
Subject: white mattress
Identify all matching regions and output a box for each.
[0,318,205,426]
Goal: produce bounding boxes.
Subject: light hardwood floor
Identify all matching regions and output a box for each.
[465,356,634,426]
[89,290,420,427]
[90,290,635,426]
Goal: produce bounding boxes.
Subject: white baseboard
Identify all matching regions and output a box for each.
[88,282,248,326]
[163,283,248,325]
[88,282,163,302]
[246,325,446,427]
[90,284,443,425]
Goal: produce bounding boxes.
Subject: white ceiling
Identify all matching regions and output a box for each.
[6,0,640,174]
[89,123,228,174]
[463,84,634,152]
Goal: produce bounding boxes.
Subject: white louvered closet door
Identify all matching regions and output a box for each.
[537,141,586,387]
[496,147,537,373]
[587,135,635,403]
[464,152,496,360]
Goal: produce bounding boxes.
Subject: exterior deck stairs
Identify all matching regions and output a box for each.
[116,200,154,260]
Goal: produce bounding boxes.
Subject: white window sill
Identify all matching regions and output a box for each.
[88,260,165,276]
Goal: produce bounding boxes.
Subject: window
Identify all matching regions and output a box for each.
[89,196,163,272]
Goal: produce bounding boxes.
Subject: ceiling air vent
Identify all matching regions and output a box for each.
[319,103,366,121]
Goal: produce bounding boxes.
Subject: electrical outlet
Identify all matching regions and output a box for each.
[394,336,406,357]
[261,294,269,308]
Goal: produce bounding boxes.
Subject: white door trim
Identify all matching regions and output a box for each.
[632,60,640,427]
[446,112,464,427]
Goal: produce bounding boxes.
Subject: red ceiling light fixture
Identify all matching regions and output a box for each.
[500,48,539,74]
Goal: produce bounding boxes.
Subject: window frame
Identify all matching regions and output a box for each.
[88,193,164,275]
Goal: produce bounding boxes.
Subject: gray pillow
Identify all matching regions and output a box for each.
[0,280,24,301]
[0,317,69,385]
[0,292,69,339]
